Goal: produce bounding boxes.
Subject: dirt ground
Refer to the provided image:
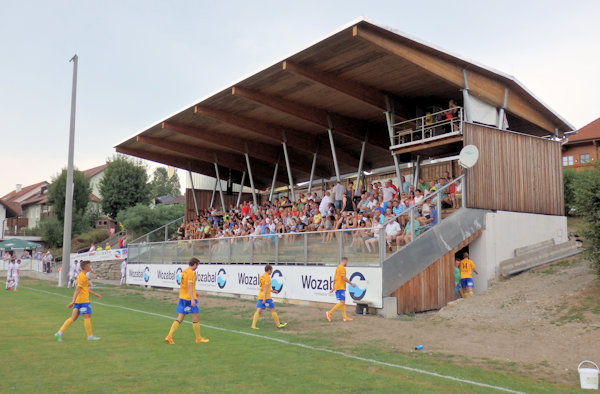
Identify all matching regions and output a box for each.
[187,254,599,385]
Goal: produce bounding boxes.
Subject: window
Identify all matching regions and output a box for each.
[563,156,573,166]
[580,153,591,164]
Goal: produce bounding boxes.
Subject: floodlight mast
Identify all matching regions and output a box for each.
[59,54,78,287]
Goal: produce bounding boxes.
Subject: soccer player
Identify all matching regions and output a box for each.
[164,257,209,344]
[67,260,77,289]
[5,257,16,290]
[251,264,287,330]
[69,260,81,289]
[326,257,355,322]
[12,259,20,291]
[54,260,101,342]
[120,258,127,286]
[459,252,479,297]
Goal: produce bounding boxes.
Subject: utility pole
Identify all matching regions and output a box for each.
[59,54,78,287]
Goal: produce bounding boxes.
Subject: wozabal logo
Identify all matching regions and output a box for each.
[143,267,150,283]
[348,271,367,301]
[217,268,227,289]
[271,269,284,293]
[175,267,183,285]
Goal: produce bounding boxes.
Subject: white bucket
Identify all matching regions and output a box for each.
[578,360,599,390]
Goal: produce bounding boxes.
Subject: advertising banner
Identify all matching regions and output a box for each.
[70,248,128,264]
[127,263,382,308]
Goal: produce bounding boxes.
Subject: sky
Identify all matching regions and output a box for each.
[1,0,599,197]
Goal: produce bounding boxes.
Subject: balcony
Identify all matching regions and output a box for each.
[390,107,464,158]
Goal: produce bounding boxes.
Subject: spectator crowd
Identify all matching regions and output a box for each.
[173,171,462,253]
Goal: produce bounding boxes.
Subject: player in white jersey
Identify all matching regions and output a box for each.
[120,258,127,286]
[12,259,20,291]
[67,260,77,288]
[5,258,15,290]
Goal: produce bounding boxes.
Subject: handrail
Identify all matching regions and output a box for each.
[131,215,185,244]
[379,174,465,255]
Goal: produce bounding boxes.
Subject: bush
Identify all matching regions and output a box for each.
[563,168,578,215]
[572,162,600,274]
[117,203,184,239]
[39,218,64,248]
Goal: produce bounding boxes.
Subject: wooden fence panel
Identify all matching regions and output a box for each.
[463,123,563,216]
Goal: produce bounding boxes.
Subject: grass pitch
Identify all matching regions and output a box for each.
[0,279,576,393]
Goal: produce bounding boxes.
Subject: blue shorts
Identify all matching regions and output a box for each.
[176,299,199,314]
[460,278,474,288]
[335,289,346,301]
[73,302,92,315]
[256,299,275,309]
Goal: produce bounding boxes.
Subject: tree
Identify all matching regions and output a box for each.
[48,169,91,222]
[100,155,151,219]
[572,163,600,275]
[149,167,182,199]
[117,203,185,239]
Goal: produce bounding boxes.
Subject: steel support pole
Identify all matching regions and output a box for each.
[355,137,367,195]
[282,137,296,201]
[236,171,246,207]
[210,177,218,208]
[188,170,199,217]
[497,88,509,130]
[60,54,78,287]
[327,115,341,182]
[385,96,402,187]
[413,155,421,187]
[213,161,226,211]
[307,150,318,194]
[269,160,279,202]
[462,69,473,123]
[244,151,257,206]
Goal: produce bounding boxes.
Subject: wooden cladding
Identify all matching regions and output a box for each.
[463,123,564,216]
[185,189,254,220]
[392,251,459,314]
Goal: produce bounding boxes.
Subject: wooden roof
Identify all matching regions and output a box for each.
[116,19,574,189]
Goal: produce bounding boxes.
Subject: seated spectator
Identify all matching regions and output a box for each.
[385,218,401,251]
[418,203,438,230]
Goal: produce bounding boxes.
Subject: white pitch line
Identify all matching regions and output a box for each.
[28,287,523,393]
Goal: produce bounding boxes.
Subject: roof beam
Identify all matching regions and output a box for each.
[282,60,387,111]
[136,135,286,185]
[161,121,331,178]
[282,60,411,120]
[352,24,556,133]
[231,86,390,151]
[193,106,364,169]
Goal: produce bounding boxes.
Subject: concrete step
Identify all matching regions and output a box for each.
[500,240,580,277]
[514,239,555,257]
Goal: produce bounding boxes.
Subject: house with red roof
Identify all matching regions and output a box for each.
[562,117,600,170]
[0,181,49,239]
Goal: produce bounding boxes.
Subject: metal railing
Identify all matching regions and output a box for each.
[391,107,463,147]
[130,216,185,244]
[378,175,465,260]
[127,176,465,266]
[128,227,382,267]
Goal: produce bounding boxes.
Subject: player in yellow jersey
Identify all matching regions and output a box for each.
[326,257,355,322]
[251,264,287,329]
[165,257,209,344]
[54,260,101,342]
[459,252,478,297]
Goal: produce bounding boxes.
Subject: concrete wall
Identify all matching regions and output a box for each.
[469,211,568,293]
[89,172,104,199]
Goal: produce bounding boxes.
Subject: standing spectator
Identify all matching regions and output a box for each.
[120,258,127,286]
[459,252,478,297]
[382,180,396,203]
[401,175,410,194]
[319,191,332,217]
[5,258,17,290]
[332,181,346,211]
[326,257,355,322]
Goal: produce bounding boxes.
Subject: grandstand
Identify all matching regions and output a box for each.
[116,18,574,316]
